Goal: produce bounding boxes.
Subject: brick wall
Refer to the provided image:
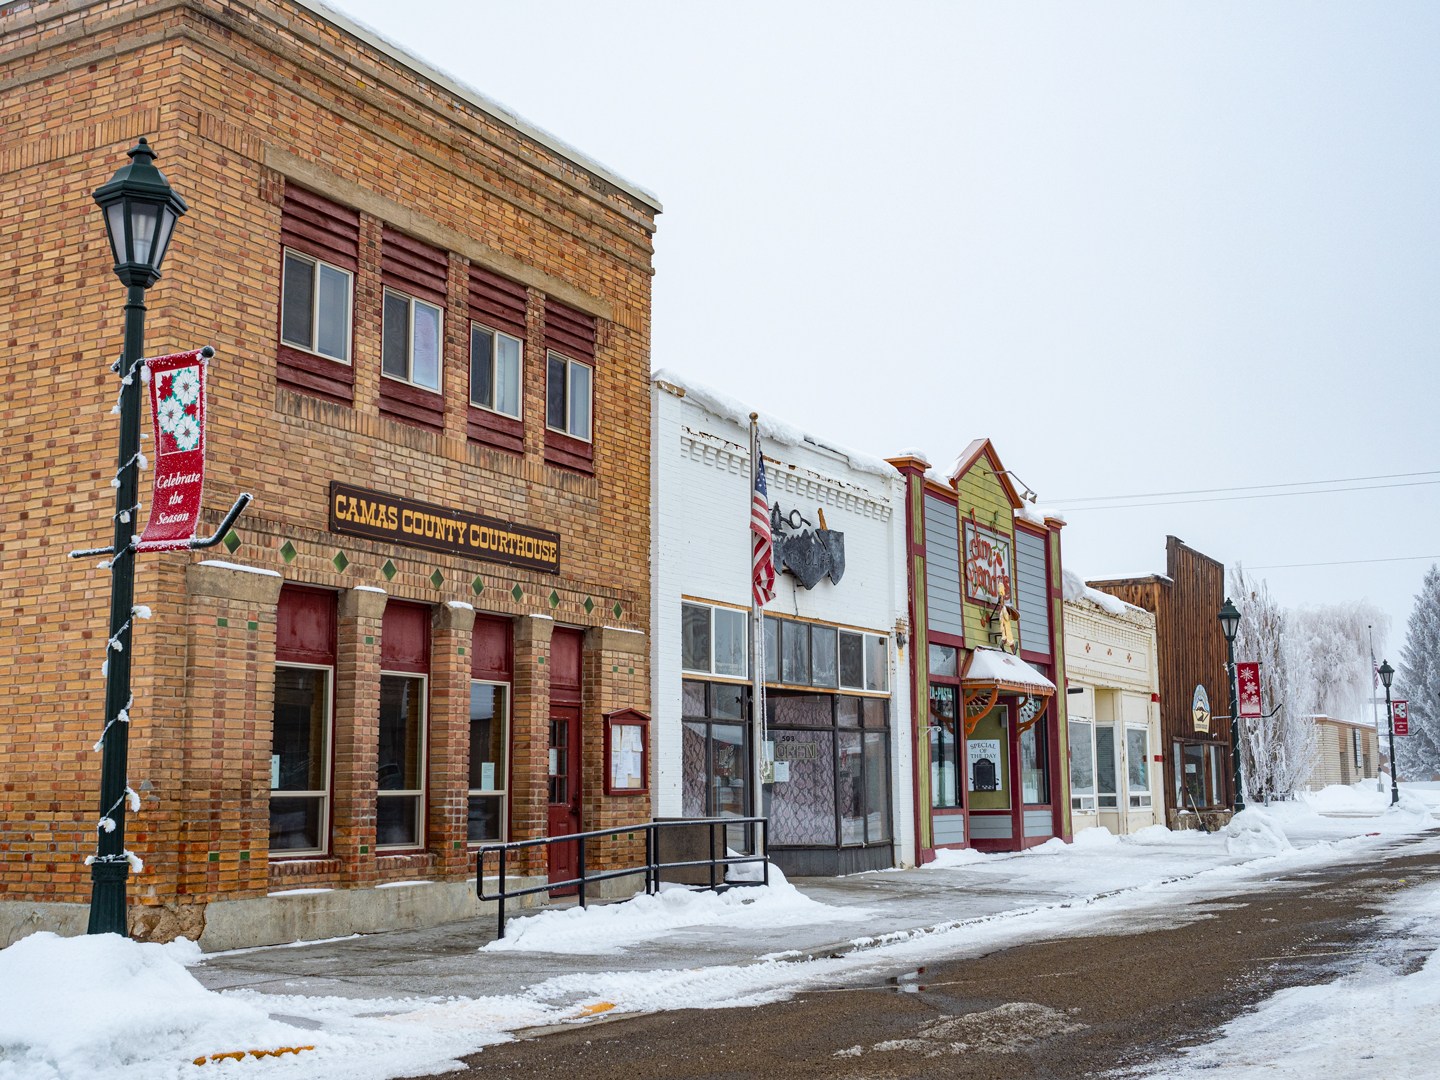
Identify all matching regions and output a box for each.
[0,0,657,939]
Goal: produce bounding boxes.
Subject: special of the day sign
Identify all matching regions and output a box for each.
[329,482,561,574]
[963,520,1012,607]
[138,349,210,551]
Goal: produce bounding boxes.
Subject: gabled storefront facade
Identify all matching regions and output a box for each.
[889,442,1070,858]
[652,373,914,875]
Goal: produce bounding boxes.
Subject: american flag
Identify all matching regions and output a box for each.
[751,451,776,606]
[1373,653,1380,689]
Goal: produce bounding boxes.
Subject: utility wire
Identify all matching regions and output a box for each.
[1058,477,1440,512]
[1246,554,1440,571]
[1054,469,1440,504]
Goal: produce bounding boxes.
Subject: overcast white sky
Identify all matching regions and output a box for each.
[327,0,1440,660]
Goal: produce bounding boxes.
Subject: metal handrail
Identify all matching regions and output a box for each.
[476,817,769,938]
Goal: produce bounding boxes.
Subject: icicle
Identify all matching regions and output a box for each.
[132,605,152,620]
[99,816,116,834]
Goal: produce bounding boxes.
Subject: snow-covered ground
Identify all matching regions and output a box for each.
[2,781,1436,1080]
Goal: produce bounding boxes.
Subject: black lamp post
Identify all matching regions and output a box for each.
[87,138,187,936]
[1218,597,1244,813]
[1379,659,1399,807]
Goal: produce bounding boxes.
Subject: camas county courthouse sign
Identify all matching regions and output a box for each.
[329,482,560,574]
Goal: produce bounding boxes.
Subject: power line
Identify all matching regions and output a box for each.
[1246,554,1440,571]
[1058,477,1440,512]
[1054,469,1440,504]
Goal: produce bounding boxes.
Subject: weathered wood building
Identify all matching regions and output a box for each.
[1089,537,1233,829]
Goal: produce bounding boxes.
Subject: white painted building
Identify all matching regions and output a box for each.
[651,372,914,874]
[1062,572,1164,833]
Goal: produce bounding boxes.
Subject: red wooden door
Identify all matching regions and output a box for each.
[547,705,582,892]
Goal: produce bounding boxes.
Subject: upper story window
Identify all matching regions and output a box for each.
[380,228,448,429]
[382,288,443,391]
[282,251,352,363]
[470,323,522,418]
[543,300,598,472]
[277,186,359,405]
[546,350,592,441]
[682,601,748,678]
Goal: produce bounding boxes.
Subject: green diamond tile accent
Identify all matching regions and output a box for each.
[611,665,619,673]
[613,602,624,620]
[222,530,241,554]
[280,541,297,564]
[359,844,369,854]
[238,850,250,861]
[382,559,398,581]
[471,575,485,595]
[216,617,228,628]
[458,647,466,656]
[332,550,350,572]
[511,583,524,603]
[207,852,219,863]
[538,655,546,665]
[247,621,259,632]
[429,569,445,589]
[548,590,560,609]
[584,597,595,615]
[365,635,375,645]
[628,667,635,675]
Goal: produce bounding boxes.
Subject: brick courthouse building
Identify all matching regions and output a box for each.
[0,0,660,947]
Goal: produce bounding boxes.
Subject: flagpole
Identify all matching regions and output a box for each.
[749,414,768,859]
[1370,626,1383,792]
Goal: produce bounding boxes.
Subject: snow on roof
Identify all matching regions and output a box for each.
[303,1,661,212]
[653,368,899,479]
[895,447,931,465]
[1063,569,1147,616]
[963,648,1057,694]
[1015,504,1066,527]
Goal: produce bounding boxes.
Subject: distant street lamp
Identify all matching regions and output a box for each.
[87,138,188,936]
[1379,660,1399,807]
[1218,597,1244,813]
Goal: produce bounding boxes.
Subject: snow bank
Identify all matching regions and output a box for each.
[924,846,997,869]
[1222,807,1294,856]
[482,870,869,955]
[0,932,299,1080]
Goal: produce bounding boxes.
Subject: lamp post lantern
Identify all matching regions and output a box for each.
[1379,659,1399,807]
[87,138,187,936]
[1218,597,1244,813]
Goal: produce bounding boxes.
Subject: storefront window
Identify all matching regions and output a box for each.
[1126,727,1151,808]
[681,680,750,823]
[467,683,508,842]
[270,665,330,852]
[839,632,864,688]
[1183,742,1206,808]
[1019,722,1049,805]
[929,685,961,809]
[1069,719,1095,812]
[782,621,811,685]
[377,673,426,848]
[1207,743,1225,806]
[811,626,838,688]
[1095,724,1117,809]
[769,691,890,847]
[682,602,747,677]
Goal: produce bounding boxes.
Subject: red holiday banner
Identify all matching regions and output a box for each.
[1236,661,1263,719]
[137,349,209,552]
[1393,700,1409,736]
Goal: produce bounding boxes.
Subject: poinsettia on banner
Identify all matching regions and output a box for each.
[138,348,209,551]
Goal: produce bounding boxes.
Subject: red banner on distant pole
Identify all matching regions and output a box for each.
[1393,700,1409,736]
[1236,661,1263,719]
[137,349,208,552]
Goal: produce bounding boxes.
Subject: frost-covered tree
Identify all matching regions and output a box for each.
[1288,600,1389,721]
[1396,565,1440,781]
[1230,565,1314,802]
